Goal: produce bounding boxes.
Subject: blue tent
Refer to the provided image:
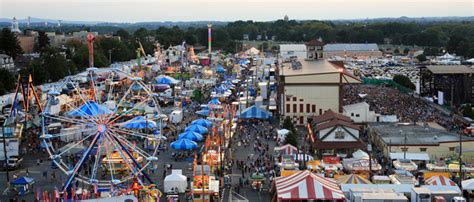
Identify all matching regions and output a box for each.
[237,105,272,119]
[170,139,198,150]
[11,176,35,185]
[185,124,209,134]
[208,97,221,105]
[216,64,226,73]
[191,118,213,127]
[238,59,250,65]
[155,77,173,85]
[196,109,210,116]
[120,116,157,129]
[68,101,112,117]
[131,83,143,91]
[178,131,204,141]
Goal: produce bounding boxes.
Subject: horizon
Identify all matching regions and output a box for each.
[1,0,473,23]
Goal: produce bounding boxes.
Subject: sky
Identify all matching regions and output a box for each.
[1,0,473,22]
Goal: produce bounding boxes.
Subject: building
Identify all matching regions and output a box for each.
[305,39,324,60]
[0,54,17,72]
[278,58,360,125]
[279,44,306,61]
[72,31,98,42]
[10,17,21,34]
[311,110,365,156]
[343,102,377,123]
[323,43,382,59]
[419,65,474,106]
[368,122,474,161]
[18,35,35,53]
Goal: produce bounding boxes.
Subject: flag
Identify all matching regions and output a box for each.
[306,123,315,143]
[36,188,41,201]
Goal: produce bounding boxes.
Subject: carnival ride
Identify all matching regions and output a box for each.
[40,68,164,196]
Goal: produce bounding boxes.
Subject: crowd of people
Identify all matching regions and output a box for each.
[343,84,455,129]
[233,121,278,192]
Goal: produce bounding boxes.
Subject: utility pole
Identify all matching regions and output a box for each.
[459,128,464,189]
[108,49,112,64]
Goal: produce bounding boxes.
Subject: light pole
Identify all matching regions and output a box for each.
[459,129,464,189]
[2,118,9,183]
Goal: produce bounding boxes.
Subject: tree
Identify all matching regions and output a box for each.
[463,104,474,119]
[20,47,77,84]
[72,44,109,70]
[0,68,15,95]
[393,74,415,89]
[97,38,134,63]
[403,48,410,55]
[282,117,295,132]
[416,54,427,62]
[0,28,23,59]
[35,30,50,52]
[284,131,298,147]
[393,48,400,55]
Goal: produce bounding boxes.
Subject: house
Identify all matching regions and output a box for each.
[311,110,365,156]
[279,44,306,61]
[0,54,17,73]
[368,122,474,161]
[278,58,360,125]
[323,43,382,59]
[305,39,324,60]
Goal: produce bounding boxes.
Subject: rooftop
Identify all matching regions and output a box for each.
[280,59,344,76]
[279,44,306,52]
[314,109,353,123]
[343,102,370,112]
[425,65,474,74]
[324,43,379,52]
[369,123,474,146]
[305,39,325,47]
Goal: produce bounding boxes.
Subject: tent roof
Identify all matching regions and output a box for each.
[275,170,344,200]
[336,174,372,184]
[237,105,272,119]
[274,144,299,155]
[11,176,35,185]
[425,175,457,186]
[68,101,112,117]
[389,152,430,161]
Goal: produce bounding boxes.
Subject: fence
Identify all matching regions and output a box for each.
[362,78,414,94]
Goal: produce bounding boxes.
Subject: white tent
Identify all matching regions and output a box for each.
[245,47,260,55]
[164,169,187,193]
[277,129,290,141]
[352,149,369,160]
[439,53,455,60]
[462,179,474,191]
[466,58,474,63]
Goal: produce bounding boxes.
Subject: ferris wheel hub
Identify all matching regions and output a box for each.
[98,124,107,133]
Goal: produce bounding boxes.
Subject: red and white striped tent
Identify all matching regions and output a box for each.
[274,144,299,155]
[274,170,345,201]
[425,175,457,186]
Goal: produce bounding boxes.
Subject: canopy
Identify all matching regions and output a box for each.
[191,118,212,127]
[389,152,430,161]
[336,174,372,185]
[462,179,474,190]
[352,149,369,160]
[237,105,272,119]
[131,83,143,91]
[277,129,290,136]
[164,170,187,193]
[208,97,221,105]
[68,101,112,117]
[178,131,204,142]
[170,139,198,150]
[185,124,209,134]
[155,75,179,85]
[156,77,173,85]
[274,144,299,155]
[439,53,455,60]
[245,47,260,55]
[275,170,345,200]
[216,64,226,73]
[294,153,314,161]
[11,177,35,185]
[120,116,157,129]
[425,175,457,186]
[238,59,250,65]
[466,58,474,63]
[195,109,210,116]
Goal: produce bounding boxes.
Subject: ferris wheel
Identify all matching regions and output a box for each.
[40,67,164,192]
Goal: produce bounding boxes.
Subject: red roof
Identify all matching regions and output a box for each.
[275,170,345,200]
[305,39,325,47]
[313,109,352,123]
[317,119,360,131]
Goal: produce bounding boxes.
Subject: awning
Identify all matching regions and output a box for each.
[389,152,430,161]
[275,170,344,200]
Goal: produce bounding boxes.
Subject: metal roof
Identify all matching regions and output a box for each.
[426,65,474,74]
[369,123,474,145]
[324,43,380,52]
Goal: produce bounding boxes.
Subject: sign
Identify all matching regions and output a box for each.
[438,91,444,105]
